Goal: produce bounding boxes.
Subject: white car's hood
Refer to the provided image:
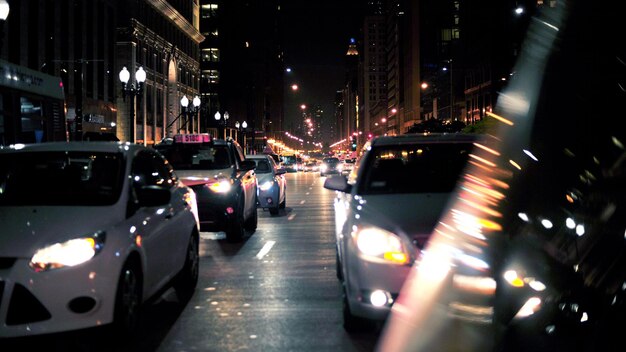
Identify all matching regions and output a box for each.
[255,173,275,184]
[0,206,121,258]
[357,193,453,237]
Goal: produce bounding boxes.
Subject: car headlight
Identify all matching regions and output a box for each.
[208,179,233,193]
[320,164,328,172]
[30,232,106,272]
[259,181,274,191]
[354,226,411,265]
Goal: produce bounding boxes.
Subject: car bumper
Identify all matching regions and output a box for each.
[257,187,280,209]
[192,186,239,231]
[0,252,122,337]
[344,253,412,321]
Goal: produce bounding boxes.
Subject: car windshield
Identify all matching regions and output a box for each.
[253,159,272,174]
[156,144,232,170]
[0,152,124,206]
[359,143,473,195]
[323,158,339,164]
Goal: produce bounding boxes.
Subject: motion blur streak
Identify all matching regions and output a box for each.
[377,2,568,351]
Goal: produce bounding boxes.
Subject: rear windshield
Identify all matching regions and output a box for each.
[359,142,474,195]
[0,152,124,206]
[252,159,272,173]
[156,144,232,170]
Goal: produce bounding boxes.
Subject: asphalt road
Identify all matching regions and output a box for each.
[1,172,380,352]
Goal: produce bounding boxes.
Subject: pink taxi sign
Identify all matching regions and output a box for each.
[174,134,212,144]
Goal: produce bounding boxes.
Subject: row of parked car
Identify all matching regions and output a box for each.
[0,133,287,339]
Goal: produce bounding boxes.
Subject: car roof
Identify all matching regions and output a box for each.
[369,133,481,147]
[0,141,143,154]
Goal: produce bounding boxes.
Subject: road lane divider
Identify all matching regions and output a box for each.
[256,240,276,260]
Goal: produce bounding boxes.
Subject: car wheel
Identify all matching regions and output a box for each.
[245,204,258,231]
[279,193,286,209]
[226,198,245,242]
[342,287,371,333]
[174,231,199,302]
[269,206,279,215]
[112,259,143,339]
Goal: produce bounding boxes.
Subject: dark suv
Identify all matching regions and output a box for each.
[156,134,257,242]
[320,157,341,176]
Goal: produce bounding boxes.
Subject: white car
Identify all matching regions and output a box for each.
[324,133,479,331]
[0,142,200,338]
[246,154,287,215]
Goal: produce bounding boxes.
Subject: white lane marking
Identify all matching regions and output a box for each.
[256,240,276,260]
[288,214,296,220]
[300,200,306,204]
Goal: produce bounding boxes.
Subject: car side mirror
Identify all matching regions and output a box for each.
[324,175,352,193]
[239,160,256,171]
[276,168,287,175]
[137,186,171,207]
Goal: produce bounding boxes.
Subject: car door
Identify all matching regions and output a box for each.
[234,144,257,218]
[129,150,188,296]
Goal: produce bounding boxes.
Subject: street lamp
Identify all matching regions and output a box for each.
[119,66,146,143]
[0,1,9,59]
[214,110,229,139]
[180,95,201,133]
[241,120,248,151]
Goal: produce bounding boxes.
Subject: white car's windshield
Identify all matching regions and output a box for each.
[0,152,124,206]
[359,143,473,195]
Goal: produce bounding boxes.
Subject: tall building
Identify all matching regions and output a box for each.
[363,2,387,137]
[341,38,360,146]
[0,0,203,145]
[117,0,203,144]
[198,1,220,130]
[215,0,284,152]
[385,0,421,135]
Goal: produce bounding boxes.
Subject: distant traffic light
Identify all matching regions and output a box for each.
[350,136,357,151]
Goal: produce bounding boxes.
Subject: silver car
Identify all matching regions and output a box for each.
[247,154,287,215]
[324,133,479,331]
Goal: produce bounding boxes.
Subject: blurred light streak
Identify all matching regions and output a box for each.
[509,160,522,170]
[468,160,495,173]
[451,209,487,240]
[523,149,539,161]
[486,111,514,126]
[457,197,503,218]
[465,174,491,188]
[536,18,559,31]
[473,143,501,156]
[469,154,497,168]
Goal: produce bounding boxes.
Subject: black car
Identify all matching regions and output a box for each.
[156,134,258,242]
[378,2,626,352]
[320,157,341,176]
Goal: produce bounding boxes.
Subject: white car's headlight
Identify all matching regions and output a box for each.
[259,181,274,191]
[30,232,106,272]
[354,227,411,265]
[208,179,233,193]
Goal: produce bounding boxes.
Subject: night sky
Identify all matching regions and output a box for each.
[281,0,364,138]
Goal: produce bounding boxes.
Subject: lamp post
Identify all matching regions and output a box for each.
[241,120,248,151]
[0,0,9,58]
[214,110,229,139]
[119,66,146,144]
[180,95,201,134]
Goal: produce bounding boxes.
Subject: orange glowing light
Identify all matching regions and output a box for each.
[135,235,142,247]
